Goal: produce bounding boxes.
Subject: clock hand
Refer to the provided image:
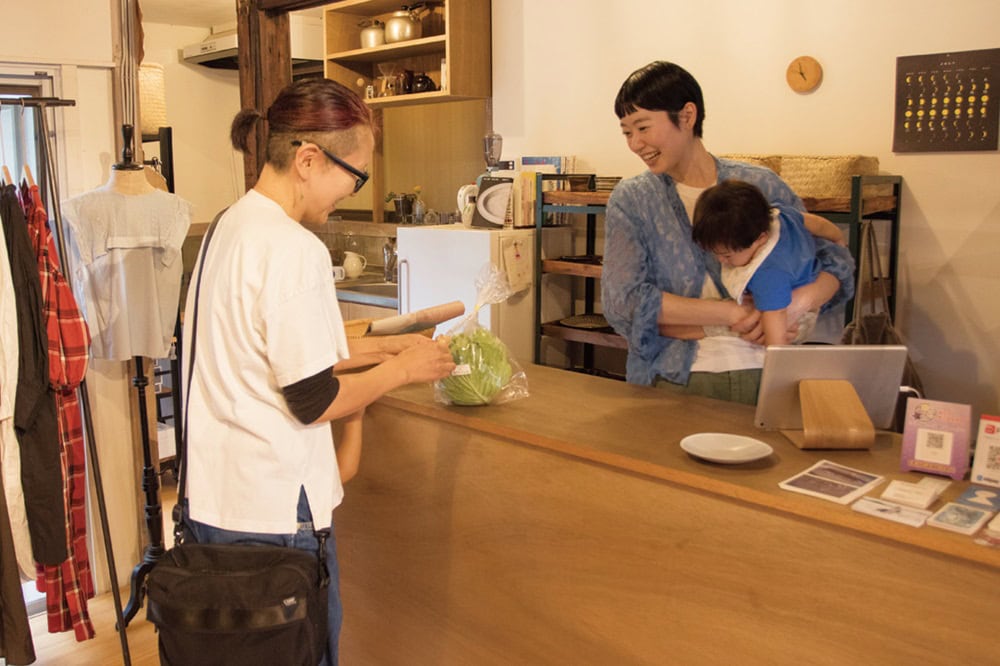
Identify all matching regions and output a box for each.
[798,63,806,80]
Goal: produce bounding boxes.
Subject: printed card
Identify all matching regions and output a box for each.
[954,486,1000,512]
[779,460,885,505]
[970,414,1000,488]
[900,398,971,479]
[852,497,933,527]
[927,501,993,535]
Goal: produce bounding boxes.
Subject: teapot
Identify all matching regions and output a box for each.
[342,251,368,279]
[384,6,422,43]
[412,72,436,93]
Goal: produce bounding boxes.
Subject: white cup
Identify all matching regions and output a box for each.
[332,266,346,281]
[343,251,367,279]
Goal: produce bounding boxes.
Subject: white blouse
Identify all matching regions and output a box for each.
[63,188,191,360]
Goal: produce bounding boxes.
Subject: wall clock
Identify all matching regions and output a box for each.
[786,56,823,93]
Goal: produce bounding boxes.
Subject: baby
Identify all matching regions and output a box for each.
[692,179,845,346]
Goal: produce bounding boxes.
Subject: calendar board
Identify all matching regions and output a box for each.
[893,48,1000,153]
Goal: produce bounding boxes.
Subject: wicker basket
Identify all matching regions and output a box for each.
[779,155,880,199]
[719,153,885,200]
[719,154,782,174]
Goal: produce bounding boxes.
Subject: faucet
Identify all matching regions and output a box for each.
[382,237,397,282]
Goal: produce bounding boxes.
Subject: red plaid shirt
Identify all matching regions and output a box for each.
[25,184,95,641]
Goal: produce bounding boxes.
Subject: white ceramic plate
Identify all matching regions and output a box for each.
[679,433,773,464]
[476,182,512,225]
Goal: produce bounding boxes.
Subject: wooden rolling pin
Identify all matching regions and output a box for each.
[367,300,465,336]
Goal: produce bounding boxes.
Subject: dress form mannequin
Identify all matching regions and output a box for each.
[104,166,157,195]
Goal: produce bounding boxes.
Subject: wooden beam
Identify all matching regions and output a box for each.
[257,0,329,11]
[236,0,292,190]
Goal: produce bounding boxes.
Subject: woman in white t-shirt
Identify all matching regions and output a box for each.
[181,78,455,665]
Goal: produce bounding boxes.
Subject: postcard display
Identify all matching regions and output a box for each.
[899,398,971,480]
[893,48,1000,153]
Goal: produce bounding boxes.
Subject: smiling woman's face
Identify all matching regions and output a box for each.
[619,105,694,177]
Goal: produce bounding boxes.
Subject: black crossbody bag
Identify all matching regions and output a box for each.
[146,211,330,665]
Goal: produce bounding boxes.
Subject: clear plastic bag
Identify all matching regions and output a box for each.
[433,265,529,406]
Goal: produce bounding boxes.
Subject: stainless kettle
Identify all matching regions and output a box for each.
[384,6,422,43]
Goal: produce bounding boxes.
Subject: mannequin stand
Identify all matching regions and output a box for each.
[120,355,166,627]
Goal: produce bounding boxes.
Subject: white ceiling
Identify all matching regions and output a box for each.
[140,0,321,29]
[140,0,236,28]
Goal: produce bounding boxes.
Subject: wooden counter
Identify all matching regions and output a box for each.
[335,364,999,665]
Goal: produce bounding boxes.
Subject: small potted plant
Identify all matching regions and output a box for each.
[385,186,422,222]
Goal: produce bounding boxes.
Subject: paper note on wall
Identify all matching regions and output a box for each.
[502,238,531,294]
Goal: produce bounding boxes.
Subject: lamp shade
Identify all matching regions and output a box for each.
[139,62,167,136]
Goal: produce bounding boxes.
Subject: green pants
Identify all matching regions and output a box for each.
[655,369,762,406]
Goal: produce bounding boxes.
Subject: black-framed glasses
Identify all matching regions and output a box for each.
[291,140,369,193]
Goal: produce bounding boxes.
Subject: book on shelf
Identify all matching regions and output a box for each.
[899,398,971,480]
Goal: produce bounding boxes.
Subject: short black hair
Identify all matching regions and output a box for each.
[614,61,705,137]
[692,180,771,251]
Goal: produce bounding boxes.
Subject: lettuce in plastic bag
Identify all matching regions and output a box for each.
[439,328,513,405]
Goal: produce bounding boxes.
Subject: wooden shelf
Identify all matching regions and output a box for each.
[541,322,627,350]
[326,35,447,63]
[541,258,603,278]
[542,191,611,206]
[803,194,897,215]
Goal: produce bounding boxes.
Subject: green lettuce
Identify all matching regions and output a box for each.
[439,328,513,405]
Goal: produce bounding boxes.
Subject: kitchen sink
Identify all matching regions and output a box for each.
[339,282,398,298]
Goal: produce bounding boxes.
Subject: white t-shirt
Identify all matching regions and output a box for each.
[183,190,350,533]
[674,181,764,373]
[63,188,191,360]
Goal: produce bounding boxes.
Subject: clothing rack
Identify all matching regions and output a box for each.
[0,96,132,664]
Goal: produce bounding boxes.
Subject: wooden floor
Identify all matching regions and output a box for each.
[26,479,177,665]
[28,591,161,665]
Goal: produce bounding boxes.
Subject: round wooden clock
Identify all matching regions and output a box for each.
[786,56,823,93]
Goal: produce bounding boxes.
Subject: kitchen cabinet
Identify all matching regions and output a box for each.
[322,0,491,109]
[803,174,903,326]
[533,173,625,377]
[322,0,492,223]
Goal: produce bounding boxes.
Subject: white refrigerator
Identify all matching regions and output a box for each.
[396,224,572,364]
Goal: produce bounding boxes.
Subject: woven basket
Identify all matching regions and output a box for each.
[139,63,167,136]
[719,154,783,174]
[779,155,880,199]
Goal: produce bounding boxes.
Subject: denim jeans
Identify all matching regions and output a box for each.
[181,488,341,666]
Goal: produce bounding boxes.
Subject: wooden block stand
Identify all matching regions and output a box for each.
[781,379,875,450]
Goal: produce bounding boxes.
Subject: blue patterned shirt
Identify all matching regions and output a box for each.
[602,157,855,386]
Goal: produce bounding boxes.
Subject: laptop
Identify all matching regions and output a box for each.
[754,345,909,431]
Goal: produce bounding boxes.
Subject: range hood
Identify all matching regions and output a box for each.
[183,15,322,70]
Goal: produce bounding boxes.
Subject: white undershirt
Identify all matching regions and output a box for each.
[674,182,764,373]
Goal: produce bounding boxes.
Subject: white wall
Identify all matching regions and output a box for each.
[493,0,1000,418]
[141,23,245,223]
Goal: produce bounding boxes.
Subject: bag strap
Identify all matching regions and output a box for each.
[173,208,226,544]
[851,220,892,324]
